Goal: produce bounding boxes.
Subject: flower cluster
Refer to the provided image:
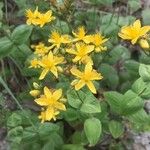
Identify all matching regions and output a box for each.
[26,7,55,27]
[119,20,150,50]
[27,7,108,122]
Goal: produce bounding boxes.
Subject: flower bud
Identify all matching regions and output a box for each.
[33,82,40,89]
[30,90,40,97]
[139,39,149,49]
[57,66,63,73]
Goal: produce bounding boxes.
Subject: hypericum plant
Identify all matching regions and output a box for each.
[1,1,150,149]
[28,7,107,122]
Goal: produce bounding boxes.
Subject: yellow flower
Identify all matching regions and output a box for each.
[139,39,149,49]
[38,109,60,123]
[118,20,150,44]
[72,26,92,43]
[91,33,108,52]
[66,43,94,64]
[31,42,51,56]
[48,31,71,49]
[26,7,55,27]
[35,86,66,122]
[26,7,39,25]
[30,90,41,97]
[37,10,55,27]
[38,52,64,80]
[29,58,39,68]
[71,63,103,94]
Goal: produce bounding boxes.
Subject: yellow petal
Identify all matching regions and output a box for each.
[140,26,150,36]
[75,80,85,90]
[90,71,103,80]
[81,56,93,65]
[66,48,77,55]
[39,69,49,80]
[86,81,96,94]
[118,33,128,40]
[55,102,66,111]
[83,35,93,44]
[133,20,141,29]
[95,47,101,52]
[85,63,93,73]
[48,51,53,60]
[73,56,81,62]
[44,86,52,99]
[34,97,49,106]
[131,37,139,44]
[38,111,46,123]
[87,45,94,53]
[45,107,54,121]
[52,89,62,101]
[51,66,58,78]
[54,56,64,65]
[70,67,82,78]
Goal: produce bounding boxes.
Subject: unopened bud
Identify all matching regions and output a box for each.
[30,90,40,97]
[139,39,149,49]
[33,82,40,89]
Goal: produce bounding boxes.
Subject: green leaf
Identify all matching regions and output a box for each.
[62,144,85,150]
[108,45,130,64]
[67,89,101,113]
[42,140,55,150]
[0,37,14,58]
[99,64,119,90]
[80,100,101,114]
[7,126,23,144]
[142,9,150,25]
[49,132,64,149]
[132,78,146,95]
[132,78,150,99]
[104,91,123,114]
[105,90,143,116]
[11,24,33,44]
[128,109,150,131]
[84,118,102,146]
[128,0,141,13]
[38,122,60,138]
[67,89,83,108]
[63,108,79,122]
[128,109,150,124]
[122,90,144,116]
[125,60,140,79]
[139,64,150,82]
[7,113,22,128]
[109,120,124,138]
[22,126,37,142]
[80,90,101,113]
[55,20,70,34]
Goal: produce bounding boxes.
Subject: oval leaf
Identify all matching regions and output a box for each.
[84,118,102,146]
[109,120,124,138]
[11,24,33,44]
